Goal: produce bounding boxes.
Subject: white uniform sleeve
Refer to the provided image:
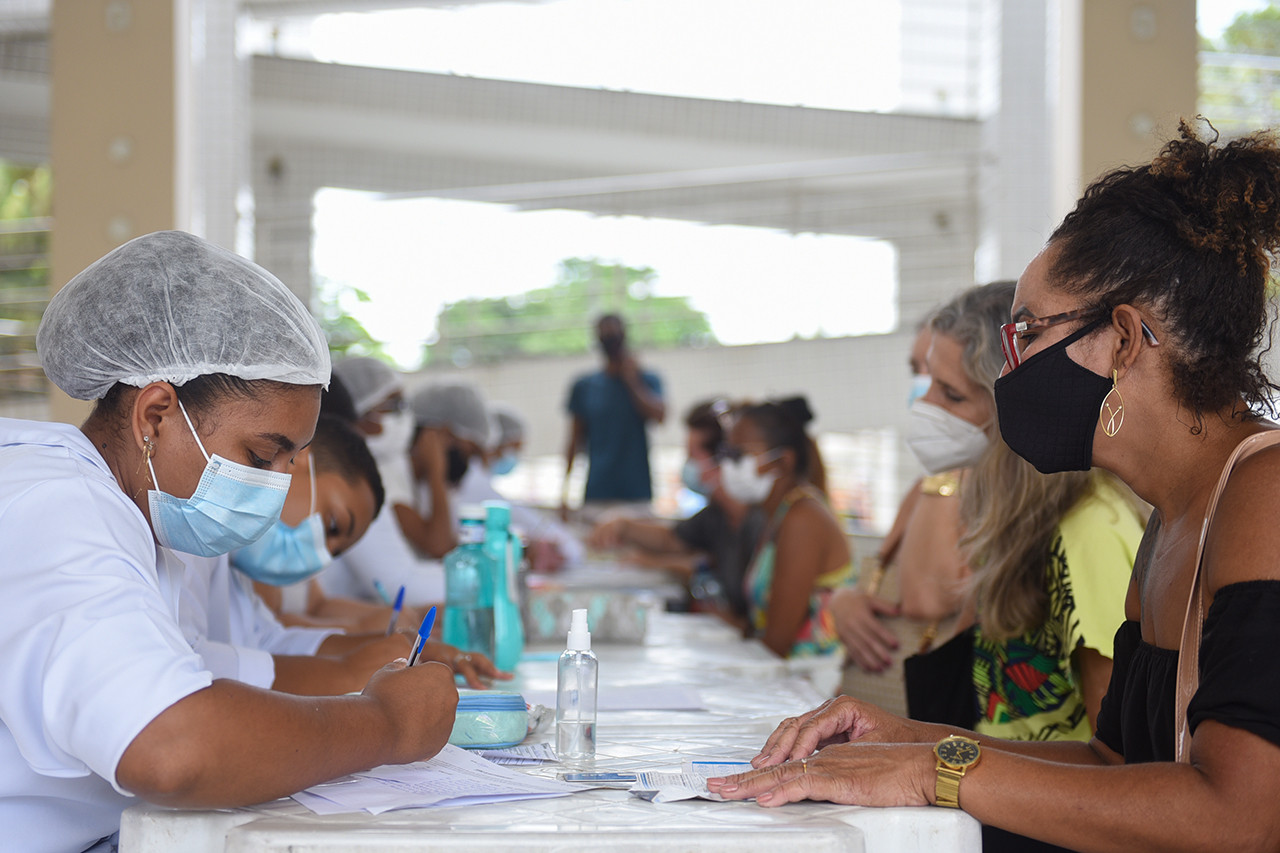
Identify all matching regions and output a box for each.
[0,475,212,795]
[321,508,445,606]
[227,570,339,658]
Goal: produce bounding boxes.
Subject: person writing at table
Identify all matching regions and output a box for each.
[321,356,448,607]
[247,408,426,633]
[178,415,507,693]
[0,231,457,853]
[710,122,1280,851]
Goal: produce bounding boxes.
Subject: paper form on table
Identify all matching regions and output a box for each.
[630,760,754,804]
[292,744,577,815]
[477,742,557,764]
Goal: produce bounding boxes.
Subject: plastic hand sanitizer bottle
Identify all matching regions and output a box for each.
[556,608,598,763]
[442,506,493,660]
[483,501,525,672]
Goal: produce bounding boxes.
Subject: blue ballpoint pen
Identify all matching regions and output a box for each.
[407,606,437,666]
[385,585,406,636]
[373,579,392,606]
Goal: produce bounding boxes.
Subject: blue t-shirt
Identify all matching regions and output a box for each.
[567,369,663,501]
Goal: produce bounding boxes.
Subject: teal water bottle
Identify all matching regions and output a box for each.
[484,500,525,672]
[443,506,494,660]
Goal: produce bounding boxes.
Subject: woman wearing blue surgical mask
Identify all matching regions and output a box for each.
[723,398,852,658]
[171,416,508,695]
[240,413,400,631]
[0,232,458,853]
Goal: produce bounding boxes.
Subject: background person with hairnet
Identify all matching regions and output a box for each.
[456,401,585,572]
[331,356,416,511]
[318,359,447,609]
[0,231,456,852]
[403,380,493,553]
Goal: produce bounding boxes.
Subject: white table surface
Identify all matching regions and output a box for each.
[119,613,979,853]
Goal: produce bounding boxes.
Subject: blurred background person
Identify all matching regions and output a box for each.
[457,401,584,572]
[562,314,666,522]
[404,379,493,554]
[320,356,445,608]
[831,311,971,715]
[589,397,762,622]
[724,396,850,658]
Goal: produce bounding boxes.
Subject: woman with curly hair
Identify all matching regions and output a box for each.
[710,121,1280,851]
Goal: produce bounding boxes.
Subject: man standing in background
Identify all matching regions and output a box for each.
[562,314,666,520]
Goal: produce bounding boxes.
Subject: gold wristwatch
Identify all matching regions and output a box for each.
[933,735,981,808]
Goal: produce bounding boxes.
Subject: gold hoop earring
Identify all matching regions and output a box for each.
[1100,369,1124,437]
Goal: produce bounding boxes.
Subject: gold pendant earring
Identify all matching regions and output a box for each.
[133,436,155,498]
[1100,369,1124,437]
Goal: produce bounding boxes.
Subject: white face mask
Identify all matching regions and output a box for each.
[719,451,781,505]
[905,399,991,475]
[365,410,414,461]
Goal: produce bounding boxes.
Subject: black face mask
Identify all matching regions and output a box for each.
[994,318,1111,474]
[446,446,470,486]
[599,334,624,360]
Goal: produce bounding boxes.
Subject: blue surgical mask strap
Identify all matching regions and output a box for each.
[146,397,209,494]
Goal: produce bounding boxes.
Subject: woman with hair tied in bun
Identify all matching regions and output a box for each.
[709,121,1280,850]
[721,396,850,658]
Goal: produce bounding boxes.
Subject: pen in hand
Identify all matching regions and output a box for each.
[385,585,406,636]
[373,579,393,606]
[407,606,437,666]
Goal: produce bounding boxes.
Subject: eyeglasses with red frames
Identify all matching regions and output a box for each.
[1000,308,1159,372]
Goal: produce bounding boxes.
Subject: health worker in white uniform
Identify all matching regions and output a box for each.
[177,415,505,693]
[321,357,447,607]
[0,231,458,853]
[454,401,585,569]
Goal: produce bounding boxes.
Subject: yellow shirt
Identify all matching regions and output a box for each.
[973,480,1144,741]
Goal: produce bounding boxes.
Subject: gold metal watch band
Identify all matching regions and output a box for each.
[935,764,964,808]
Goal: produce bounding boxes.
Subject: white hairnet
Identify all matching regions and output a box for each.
[332,356,403,416]
[37,231,330,401]
[409,381,491,446]
[490,403,526,446]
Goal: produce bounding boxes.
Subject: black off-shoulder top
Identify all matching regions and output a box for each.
[1095,581,1280,763]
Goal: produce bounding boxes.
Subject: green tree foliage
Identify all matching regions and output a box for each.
[1200,5,1280,137]
[313,275,391,361]
[422,257,714,367]
[1222,5,1280,54]
[0,160,52,397]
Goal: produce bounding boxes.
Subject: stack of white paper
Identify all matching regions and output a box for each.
[294,745,578,815]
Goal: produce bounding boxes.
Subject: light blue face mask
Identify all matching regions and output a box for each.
[147,399,292,558]
[490,451,518,477]
[681,458,712,496]
[907,373,931,409]
[231,454,333,586]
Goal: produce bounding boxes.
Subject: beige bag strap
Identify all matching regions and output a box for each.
[1174,431,1280,762]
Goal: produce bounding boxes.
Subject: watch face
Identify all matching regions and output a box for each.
[936,738,980,767]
